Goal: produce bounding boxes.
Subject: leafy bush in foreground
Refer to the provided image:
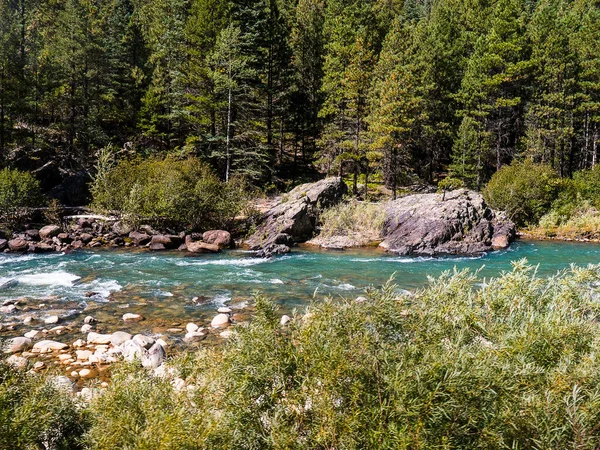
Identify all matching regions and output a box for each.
[5,262,600,449]
[91,155,253,230]
[0,168,43,228]
[0,364,87,449]
[483,160,561,226]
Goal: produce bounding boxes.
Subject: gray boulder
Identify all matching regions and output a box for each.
[379,189,515,256]
[246,177,347,257]
[39,225,61,240]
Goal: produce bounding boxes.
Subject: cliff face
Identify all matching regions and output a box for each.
[379,189,515,256]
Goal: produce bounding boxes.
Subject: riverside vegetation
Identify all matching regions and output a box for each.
[4,262,600,448]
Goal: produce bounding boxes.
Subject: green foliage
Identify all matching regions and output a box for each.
[0,363,88,449]
[0,168,43,227]
[318,199,385,239]
[437,176,466,193]
[91,155,252,230]
[483,160,561,226]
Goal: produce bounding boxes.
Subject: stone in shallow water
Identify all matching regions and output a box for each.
[185,323,199,333]
[33,340,68,352]
[218,307,232,314]
[44,315,59,325]
[211,313,230,328]
[184,331,206,343]
[81,324,93,333]
[84,315,96,324]
[3,337,33,354]
[24,330,40,339]
[122,313,143,322]
[79,368,98,379]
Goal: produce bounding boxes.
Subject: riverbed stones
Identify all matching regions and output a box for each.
[185,322,199,333]
[76,350,93,361]
[121,339,145,362]
[44,315,59,324]
[217,307,232,314]
[211,313,230,328]
[3,337,32,354]
[123,313,143,322]
[8,238,28,252]
[202,230,232,249]
[81,324,93,333]
[184,330,206,342]
[110,331,133,345]
[129,231,151,246]
[84,315,96,324]
[24,329,40,339]
[79,368,98,379]
[33,340,68,352]
[246,177,348,257]
[39,225,61,240]
[87,332,112,345]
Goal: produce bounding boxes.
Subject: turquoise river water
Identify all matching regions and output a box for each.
[1,239,600,338]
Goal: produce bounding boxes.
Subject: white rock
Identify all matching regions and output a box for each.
[280,315,291,326]
[58,353,73,361]
[49,325,66,334]
[33,340,68,352]
[0,304,16,314]
[84,316,96,324]
[44,315,59,325]
[81,324,93,333]
[217,307,232,314]
[23,316,34,324]
[79,368,98,379]
[133,334,155,349]
[110,331,132,346]
[76,350,93,361]
[219,329,233,338]
[33,361,45,370]
[72,339,86,348]
[24,330,40,339]
[184,331,206,343]
[185,322,199,333]
[122,313,143,322]
[211,313,230,328]
[3,337,33,354]
[70,371,79,378]
[87,332,112,345]
[120,339,145,362]
[156,338,168,348]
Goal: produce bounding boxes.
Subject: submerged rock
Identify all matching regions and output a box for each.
[379,189,515,256]
[245,177,348,257]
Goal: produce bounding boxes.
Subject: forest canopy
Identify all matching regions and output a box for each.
[1,0,599,197]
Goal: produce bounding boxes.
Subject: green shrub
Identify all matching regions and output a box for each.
[91,155,253,230]
[318,199,386,240]
[0,363,88,449]
[0,168,43,227]
[437,176,465,192]
[483,160,561,226]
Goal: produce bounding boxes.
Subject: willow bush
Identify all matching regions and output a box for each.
[4,261,600,449]
[0,167,43,228]
[90,155,253,230]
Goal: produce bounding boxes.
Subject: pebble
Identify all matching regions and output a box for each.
[84,316,96,324]
[72,339,86,348]
[44,315,59,325]
[76,350,93,361]
[24,330,40,339]
[81,324,93,333]
[58,354,73,361]
[49,325,66,334]
[185,322,199,333]
[23,316,34,324]
[122,313,143,322]
[280,315,291,326]
[70,371,79,378]
[217,307,232,314]
[184,331,206,342]
[211,313,230,328]
[79,368,98,379]
[33,361,45,371]
[0,304,16,314]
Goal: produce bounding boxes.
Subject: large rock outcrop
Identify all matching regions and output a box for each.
[246,178,348,257]
[379,189,515,255]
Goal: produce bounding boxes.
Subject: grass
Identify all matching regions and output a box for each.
[527,204,600,240]
[5,261,600,448]
[316,199,386,244]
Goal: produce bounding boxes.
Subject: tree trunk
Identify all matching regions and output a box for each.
[225,85,232,183]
